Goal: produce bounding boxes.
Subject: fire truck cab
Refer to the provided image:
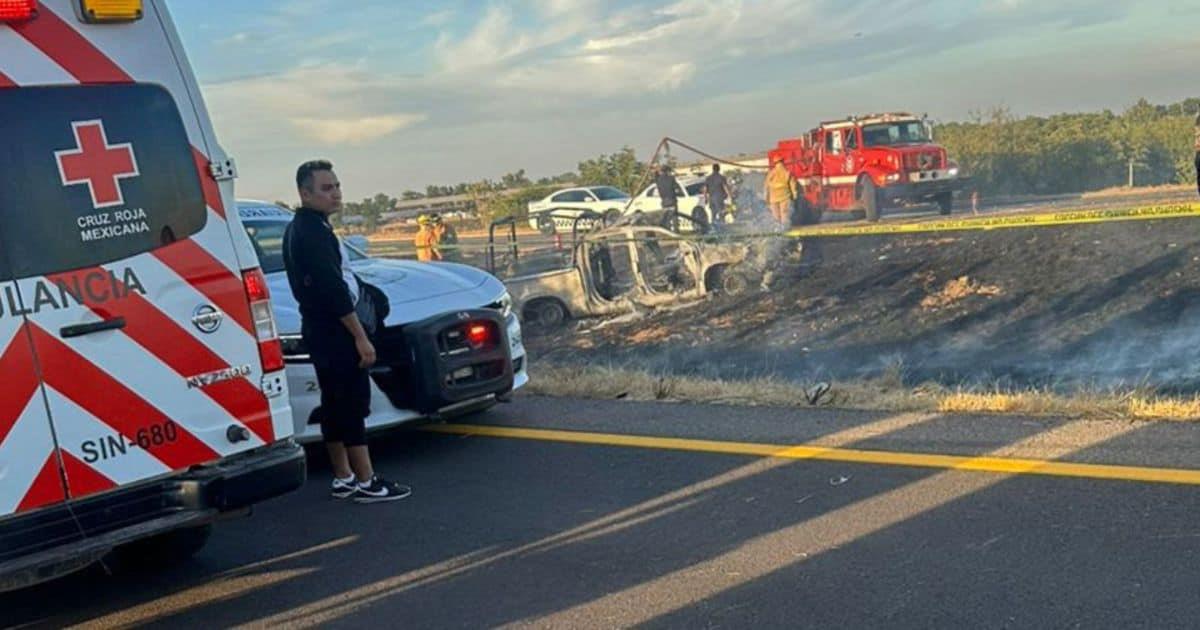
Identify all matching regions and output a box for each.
[0,0,305,592]
[769,113,961,222]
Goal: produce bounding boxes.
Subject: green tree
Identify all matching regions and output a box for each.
[501,169,531,189]
[577,146,645,195]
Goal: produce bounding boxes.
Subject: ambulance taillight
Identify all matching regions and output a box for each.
[0,0,37,22]
[78,0,142,23]
[243,268,285,373]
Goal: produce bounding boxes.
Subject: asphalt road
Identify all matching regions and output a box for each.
[6,396,1200,629]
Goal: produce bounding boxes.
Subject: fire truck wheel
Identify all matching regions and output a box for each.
[537,215,557,236]
[859,177,881,222]
[936,192,953,215]
[791,198,818,226]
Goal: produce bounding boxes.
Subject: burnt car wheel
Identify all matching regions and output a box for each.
[526,299,567,328]
[708,265,750,296]
[721,270,751,296]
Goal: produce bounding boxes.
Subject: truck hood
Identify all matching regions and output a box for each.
[267,259,507,335]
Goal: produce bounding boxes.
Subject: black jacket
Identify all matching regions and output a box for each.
[655,172,679,207]
[282,208,357,363]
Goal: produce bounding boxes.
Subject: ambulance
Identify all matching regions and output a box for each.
[0,1,305,591]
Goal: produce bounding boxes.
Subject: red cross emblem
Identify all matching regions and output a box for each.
[54,119,140,209]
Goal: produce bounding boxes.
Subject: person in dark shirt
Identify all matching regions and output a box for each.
[654,164,680,230]
[703,164,733,227]
[283,160,411,503]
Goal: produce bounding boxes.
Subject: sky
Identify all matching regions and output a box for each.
[165,0,1200,204]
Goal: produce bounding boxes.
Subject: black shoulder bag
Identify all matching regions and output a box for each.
[353,273,391,338]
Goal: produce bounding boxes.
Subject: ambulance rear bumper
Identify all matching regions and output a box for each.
[0,440,306,594]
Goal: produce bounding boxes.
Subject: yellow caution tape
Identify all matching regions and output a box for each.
[362,202,1200,257]
[785,203,1200,239]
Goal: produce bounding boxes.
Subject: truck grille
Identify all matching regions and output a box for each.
[904,151,943,171]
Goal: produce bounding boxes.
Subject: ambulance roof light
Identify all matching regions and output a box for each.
[78,0,142,23]
[0,0,38,22]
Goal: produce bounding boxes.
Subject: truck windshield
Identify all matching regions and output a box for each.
[862,122,930,146]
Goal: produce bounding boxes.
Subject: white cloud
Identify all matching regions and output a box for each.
[434,6,536,73]
[289,114,427,144]
[202,63,426,147]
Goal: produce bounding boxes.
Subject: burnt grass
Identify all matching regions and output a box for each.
[523,217,1200,393]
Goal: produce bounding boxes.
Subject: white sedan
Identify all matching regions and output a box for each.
[237,201,529,443]
[625,177,720,232]
[527,186,631,234]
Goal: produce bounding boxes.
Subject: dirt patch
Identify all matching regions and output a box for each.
[920,276,1003,310]
[629,325,673,344]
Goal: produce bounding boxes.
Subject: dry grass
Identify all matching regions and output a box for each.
[524,363,1200,421]
[1080,184,1193,200]
[920,276,1003,310]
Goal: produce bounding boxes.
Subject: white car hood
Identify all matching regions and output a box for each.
[268,259,506,334]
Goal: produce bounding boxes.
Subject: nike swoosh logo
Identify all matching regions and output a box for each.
[358,487,388,496]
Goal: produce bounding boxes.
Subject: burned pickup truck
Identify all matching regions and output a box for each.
[491,213,754,328]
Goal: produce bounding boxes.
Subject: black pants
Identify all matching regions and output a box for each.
[304,322,371,447]
[312,361,370,446]
[1194,152,1199,198]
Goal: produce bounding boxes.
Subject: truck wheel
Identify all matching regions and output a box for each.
[107,524,213,571]
[936,192,953,215]
[791,197,818,226]
[537,215,557,236]
[526,299,567,328]
[860,177,881,222]
[721,271,751,296]
[707,266,749,296]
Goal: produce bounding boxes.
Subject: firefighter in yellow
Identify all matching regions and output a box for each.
[764,158,799,227]
[414,214,442,262]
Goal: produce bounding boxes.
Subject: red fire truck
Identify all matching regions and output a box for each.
[767,113,962,222]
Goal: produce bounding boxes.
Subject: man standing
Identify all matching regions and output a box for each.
[655,164,680,229]
[433,214,460,261]
[764,158,798,227]
[283,160,411,503]
[704,164,733,228]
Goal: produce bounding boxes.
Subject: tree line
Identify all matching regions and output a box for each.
[936,97,1199,196]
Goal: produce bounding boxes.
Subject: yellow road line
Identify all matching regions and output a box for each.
[427,423,1200,485]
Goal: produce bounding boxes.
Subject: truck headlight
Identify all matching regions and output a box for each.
[948,167,959,177]
[489,291,513,318]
